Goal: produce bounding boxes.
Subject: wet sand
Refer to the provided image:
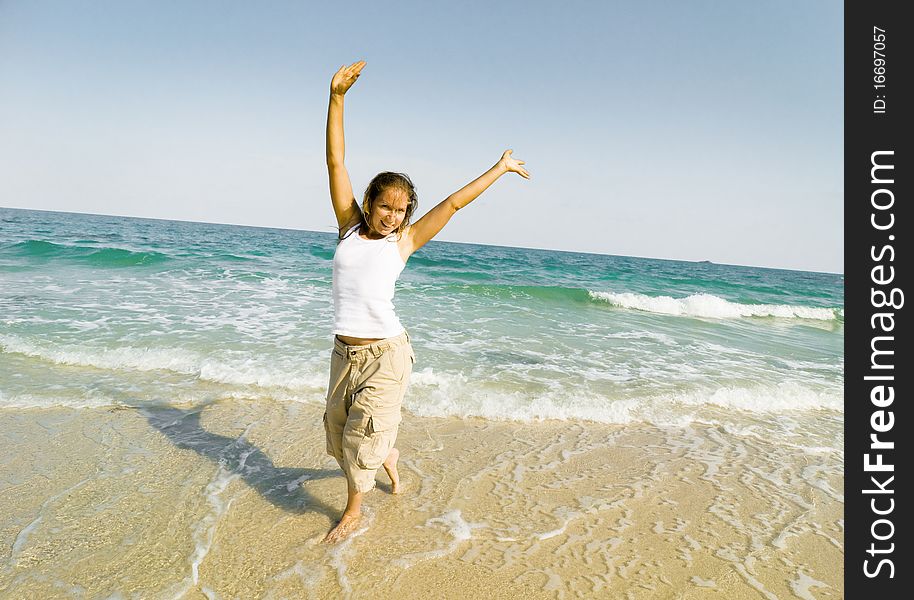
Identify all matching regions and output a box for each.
[0,400,843,599]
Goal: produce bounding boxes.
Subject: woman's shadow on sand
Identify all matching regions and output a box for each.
[141,406,340,519]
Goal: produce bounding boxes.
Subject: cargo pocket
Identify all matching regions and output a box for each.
[355,413,399,470]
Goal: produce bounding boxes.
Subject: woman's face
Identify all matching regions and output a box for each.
[368,188,409,236]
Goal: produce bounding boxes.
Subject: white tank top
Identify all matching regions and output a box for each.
[332,223,406,338]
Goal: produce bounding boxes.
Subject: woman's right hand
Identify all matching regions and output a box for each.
[330,61,366,96]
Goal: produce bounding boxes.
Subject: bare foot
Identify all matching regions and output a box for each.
[383,447,402,494]
[322,513,360,543]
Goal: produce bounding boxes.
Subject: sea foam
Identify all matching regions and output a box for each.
[407,368,841,424]
[589,291,841,321]
[0,334,326,390]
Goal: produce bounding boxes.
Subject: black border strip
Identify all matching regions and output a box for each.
[845,0,910,595]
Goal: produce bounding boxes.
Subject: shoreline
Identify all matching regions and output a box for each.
[1,399,843,598]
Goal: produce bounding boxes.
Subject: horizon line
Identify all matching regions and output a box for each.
[1,205,843,276]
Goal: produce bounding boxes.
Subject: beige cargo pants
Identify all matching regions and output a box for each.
[323,330,415,493]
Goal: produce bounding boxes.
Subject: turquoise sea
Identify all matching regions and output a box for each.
[0,206,845,597]
[1,207,843,429]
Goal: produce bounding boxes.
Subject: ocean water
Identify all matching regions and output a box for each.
[0,207,845,597]
[1,207,843,430]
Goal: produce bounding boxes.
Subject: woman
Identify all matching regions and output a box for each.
[322,60,529,543]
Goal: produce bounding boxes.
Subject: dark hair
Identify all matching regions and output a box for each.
[357,172,419,240]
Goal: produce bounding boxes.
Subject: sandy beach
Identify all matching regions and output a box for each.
[1,399,843,599]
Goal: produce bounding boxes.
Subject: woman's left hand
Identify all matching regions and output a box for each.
[498,150,531,179]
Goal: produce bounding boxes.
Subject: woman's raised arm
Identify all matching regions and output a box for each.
[326,61,366,233]
[405,150,529,254]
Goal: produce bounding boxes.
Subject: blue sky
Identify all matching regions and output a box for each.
[0,1,843,272]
